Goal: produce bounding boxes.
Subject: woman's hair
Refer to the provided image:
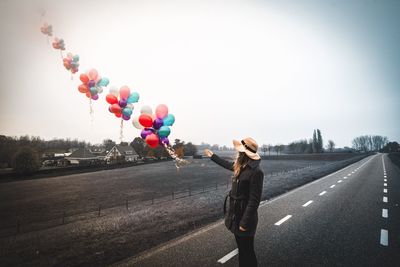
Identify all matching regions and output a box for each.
[233,152,251,179]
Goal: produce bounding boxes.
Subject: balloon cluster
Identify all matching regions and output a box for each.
[78,69,109,100]
[40,23,52,36]
[106,86,140,120]
[52,37,65,50]
[133,104,175,148]
[63,53,79,74]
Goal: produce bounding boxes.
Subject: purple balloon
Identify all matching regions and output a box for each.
[159,137,169,146]
[141,128,153,139]
[88,80,96,88]
[119,99,127,108]
[122,114,130,121]
[91,94,99,100]
[153,118,164,130]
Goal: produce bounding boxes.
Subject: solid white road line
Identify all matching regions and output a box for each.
[302,200,313,207]
[338,180,342,183]
[384,189,387,193]
[383,197,388,203]
[330,185,336,188]
[319,191,327,196]
[217,249,238,264]
[275,215,292,226]
[382,209,388,218]
[380,229,388,246]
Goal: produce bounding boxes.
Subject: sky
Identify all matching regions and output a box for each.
[0,0,399,148]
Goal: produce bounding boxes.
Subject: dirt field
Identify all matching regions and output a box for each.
[0,153,369,266]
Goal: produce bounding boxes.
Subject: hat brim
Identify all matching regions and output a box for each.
[233,139,261,160]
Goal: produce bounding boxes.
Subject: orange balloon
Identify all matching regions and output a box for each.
[78,84,88,93]
[88,69,98,80]
[80,74,89,83]
[106,94,118,104]
[85,92,91,98]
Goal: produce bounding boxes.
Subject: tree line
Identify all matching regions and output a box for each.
[352,135,388,152]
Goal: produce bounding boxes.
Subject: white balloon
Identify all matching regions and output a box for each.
[126,103,134,109]
[109,86,118,97]
[140,105,153,115]
[132,116,144,129]
[96,86,103,94]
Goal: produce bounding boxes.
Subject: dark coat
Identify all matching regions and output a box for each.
[211,154,264,236]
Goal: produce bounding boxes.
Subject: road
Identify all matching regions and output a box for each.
[115,153,400,267]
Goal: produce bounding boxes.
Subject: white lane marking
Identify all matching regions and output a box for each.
[380,229,388,246]
[338,180,342,183]
[384,188,387,193]
[384,179,387,182]
[275,215,292,226]
[319,191,327,196]
[343,177,347,179]
[330,185,336,188]
[384,183,387,187]
[351,171,355,173]
[384,175,387,178]
[302,200,313,207]
[382,209,388,218]
[217,249,238,264]
[348,173,352,176]
[383,196,388,203]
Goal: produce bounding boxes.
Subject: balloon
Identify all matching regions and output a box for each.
[163,114,175,126]
[155,104,168,119]
[80,74,89,83]
[146,133,159,148]
[78,84,88,93]
[98,77,109,86]
[85,92,91,98]
[92,94,99,100]
[106,94,118,104]
[122,114,130,121]
[110,103,122,113]
[73,55,79,61]
[88,80,96,88]
[119,85,130,99]
[119,99,127,108]
[127,92,140,103]
[140,105,152,115]
[159,137,170,146]
[132,117,144,129]
[109,86,118,97]
[97,86,103,94]
[126,103,134,109]
[115,112,122,118]
[122,107,133,117]
[88,69,98,80]
[141,128,153,139]
[90,87,98,96]
[139,114,153,127]
[153,118,164,130]
[158,126,171,137]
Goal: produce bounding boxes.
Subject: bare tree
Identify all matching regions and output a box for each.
[327,140,335,152]
[261,144,268,156]
[267,144,273,156]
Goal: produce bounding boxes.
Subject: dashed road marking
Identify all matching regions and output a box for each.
[302,200,313,207]
[275,215,292,226]
[330,185,335,188]
[384,179,387,182]
[382,209,388,218]
[338,180,342,183]
[383,196,388,203]
[384,183,387,187]
[217,249,238,264]
[383,189,387,193]
[380,229,388,246]
[319,191,327,196]
[348,173,352,176]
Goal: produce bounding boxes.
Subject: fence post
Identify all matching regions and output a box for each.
[202,185,205,193]
[126,199,128,210]
[98,205,101,217]
[227,179,229,189]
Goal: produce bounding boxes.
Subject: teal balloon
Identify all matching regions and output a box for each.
[122,107,133,116]
[127,92,140,103]
[97,77,109,86]
[163,114,175,126]
[90,87,98,95]
[158,126,171,137]
[73,55,79,62]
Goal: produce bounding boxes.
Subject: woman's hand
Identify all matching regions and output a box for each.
[239,226,247,232]
[204,149,213,157]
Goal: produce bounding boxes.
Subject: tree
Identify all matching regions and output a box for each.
[381,142,399,152]
[103,139,116,151]
[13,147,40,175]
[184,142,198,156]
[327,140,335,152]
[317,129,323,153]
[130,137,147,157]
[312,130,318,153]
[261,144,268,156]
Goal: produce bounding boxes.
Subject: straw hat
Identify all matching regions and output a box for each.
[233,137,261,160]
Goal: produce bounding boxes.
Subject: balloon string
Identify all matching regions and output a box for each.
[119,120,124,143]
[89,98,94,121]
[163,144,190,169]
[60,50,63,59]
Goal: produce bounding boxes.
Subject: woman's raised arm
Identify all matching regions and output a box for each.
[204,149,234,171]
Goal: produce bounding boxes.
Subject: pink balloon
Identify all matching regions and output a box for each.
[88,69,98,80]
[119,85,130,100]
[155,104,169,119]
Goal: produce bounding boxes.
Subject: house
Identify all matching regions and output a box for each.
[66,148,102,165]
[104,145,139,162]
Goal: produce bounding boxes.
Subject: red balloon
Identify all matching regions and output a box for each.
[139,114,153,127]
[78,84,88,93]
[80,73,89,84]
[85,92,91,98]
[146,133,159,148]
[110,103,122,113]
[115,112,122,118]
[106,94,118,104]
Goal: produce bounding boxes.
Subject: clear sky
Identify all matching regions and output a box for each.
[0,0,399,148]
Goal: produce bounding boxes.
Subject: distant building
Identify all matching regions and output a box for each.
[104,145,139,162]
[66,147,100,165]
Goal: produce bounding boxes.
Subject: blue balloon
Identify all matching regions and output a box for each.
[158,126,171,137]
[127,92,140,103]
[73,55,79,62]
[163,114,175,126]
[90,87,98,95]
[122,107,133,116]
[97,77,109,87]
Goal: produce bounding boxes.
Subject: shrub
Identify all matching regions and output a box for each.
[12,147,40,175]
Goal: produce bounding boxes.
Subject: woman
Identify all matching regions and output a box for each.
[204,137,264,267]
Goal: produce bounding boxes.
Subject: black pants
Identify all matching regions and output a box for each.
[235,234,257,267]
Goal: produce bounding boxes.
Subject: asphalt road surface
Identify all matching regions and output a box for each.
[115,153,399,267]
